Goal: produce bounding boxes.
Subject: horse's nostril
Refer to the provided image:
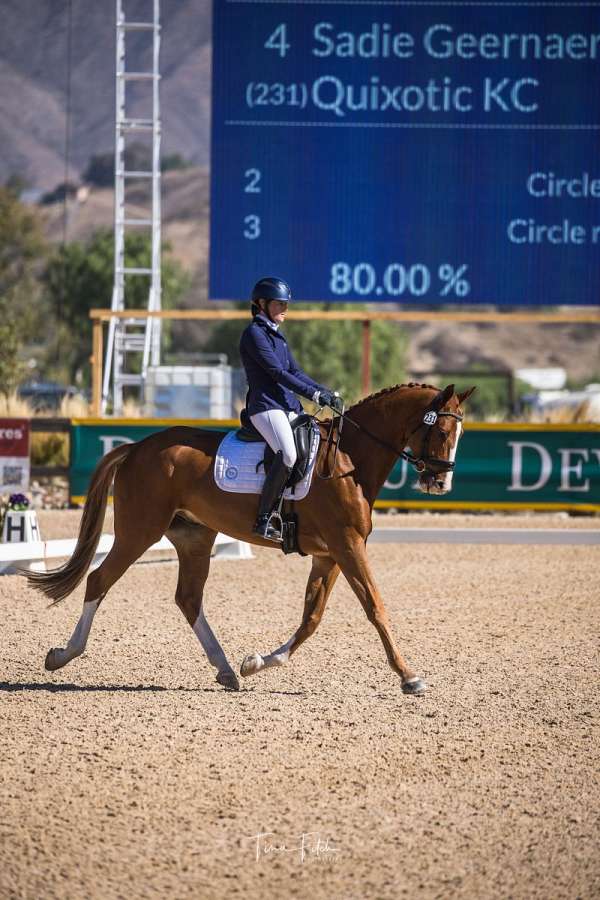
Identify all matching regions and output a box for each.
[436,480,445,490]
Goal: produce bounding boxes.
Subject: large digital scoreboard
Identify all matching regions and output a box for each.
[210,2,600,305]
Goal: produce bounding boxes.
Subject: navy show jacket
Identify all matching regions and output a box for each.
[239,315,326,418]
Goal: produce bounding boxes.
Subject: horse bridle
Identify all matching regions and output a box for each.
[402,408,464,475]
[319,396,463,479]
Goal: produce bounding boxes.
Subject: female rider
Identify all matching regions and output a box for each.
[239,276,344,541]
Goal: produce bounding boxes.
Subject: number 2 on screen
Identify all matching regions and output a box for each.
[244,169,261,193]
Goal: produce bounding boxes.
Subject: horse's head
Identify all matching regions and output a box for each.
[406,384,476,495]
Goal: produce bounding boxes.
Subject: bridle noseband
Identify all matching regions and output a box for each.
[402,409,464,476]
[318,396,463,480]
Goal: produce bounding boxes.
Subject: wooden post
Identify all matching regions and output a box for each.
[91,317,103,416]
[507,369,518,416]
[362,319,371,396]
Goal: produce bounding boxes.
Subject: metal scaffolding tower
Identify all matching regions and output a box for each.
[102,0,162,414]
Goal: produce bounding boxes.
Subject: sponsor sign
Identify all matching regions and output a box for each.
[70,420,600,511]
[0,418,30,493]
[379,424,600,511]
[69,419,236,502]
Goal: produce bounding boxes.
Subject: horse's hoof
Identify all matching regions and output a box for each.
[240,652,264,678]
[45,648,63,671]
[216,669,240,691]
[402,677,427,696]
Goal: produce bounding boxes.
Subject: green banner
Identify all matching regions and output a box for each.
[379,423,600,511]
[70,420,600,512]
[69,418,235,501]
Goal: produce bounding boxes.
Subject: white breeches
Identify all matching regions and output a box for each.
[250,408,298,469]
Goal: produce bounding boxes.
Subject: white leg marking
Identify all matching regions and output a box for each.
[241,634,296,678]
[192,610,233,672]
[46,598,101,670]
[262,635,295,669]
[240,651,265,677]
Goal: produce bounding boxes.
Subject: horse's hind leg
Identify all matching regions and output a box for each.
[167,516,239,691]
[240,554,339,678]
[44,594,103,672]
[45,527,170,672]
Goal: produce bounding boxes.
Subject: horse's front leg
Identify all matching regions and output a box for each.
[240,554,339,678]
[329,530,426,695]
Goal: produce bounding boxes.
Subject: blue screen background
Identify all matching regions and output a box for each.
[210,2,600,305]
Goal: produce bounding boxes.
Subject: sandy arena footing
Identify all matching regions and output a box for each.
[0,511,598,899]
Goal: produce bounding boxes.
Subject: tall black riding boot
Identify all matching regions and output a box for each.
[253,450,292,542]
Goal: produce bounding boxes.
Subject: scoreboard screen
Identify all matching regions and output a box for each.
[210,1,600,305]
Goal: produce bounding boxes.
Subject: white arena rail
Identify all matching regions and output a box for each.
[1,527,598,575]
[369,527,600,546]
[0,532,253,574]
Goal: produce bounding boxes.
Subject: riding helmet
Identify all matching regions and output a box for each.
[251,276,292,308]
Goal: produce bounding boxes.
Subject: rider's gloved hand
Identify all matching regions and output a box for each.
[329,392,344,414]
[313,389,344,414]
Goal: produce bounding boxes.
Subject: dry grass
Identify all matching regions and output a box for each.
[0,393,145,421]
[57,395,90,418]
[482,398,599,424]
[120,398,143,418]
[0,393,35,418]
[0,392,91,419]
[518,399,600,424]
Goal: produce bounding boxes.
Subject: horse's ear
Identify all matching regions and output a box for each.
[437,384,455,407]
[457,386,476,405]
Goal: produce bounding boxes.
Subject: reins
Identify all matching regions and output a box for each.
[317,398,463,480]
[317,407,345,480]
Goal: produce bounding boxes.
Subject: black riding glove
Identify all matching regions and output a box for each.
[314,389,344,414]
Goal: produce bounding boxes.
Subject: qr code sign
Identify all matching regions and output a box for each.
[2,465,24,485]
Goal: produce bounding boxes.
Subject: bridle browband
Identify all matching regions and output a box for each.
[318,394,464,480]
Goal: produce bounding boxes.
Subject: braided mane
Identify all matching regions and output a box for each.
[349,382,440,412]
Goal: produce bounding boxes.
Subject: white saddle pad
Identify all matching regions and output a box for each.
[214,426,320,500]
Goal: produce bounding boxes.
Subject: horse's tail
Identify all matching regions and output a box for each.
[26,443,133,604]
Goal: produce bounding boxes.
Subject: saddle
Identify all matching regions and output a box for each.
[236,414,315,488]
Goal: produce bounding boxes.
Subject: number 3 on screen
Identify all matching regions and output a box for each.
[244,215,261,239]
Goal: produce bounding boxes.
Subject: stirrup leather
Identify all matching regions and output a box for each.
[253,450,291,541]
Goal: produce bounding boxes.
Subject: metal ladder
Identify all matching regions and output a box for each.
[102,0,162,414]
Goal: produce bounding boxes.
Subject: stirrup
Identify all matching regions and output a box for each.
[253,511,283,542]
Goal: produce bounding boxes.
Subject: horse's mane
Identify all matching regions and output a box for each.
[348,382,440,412]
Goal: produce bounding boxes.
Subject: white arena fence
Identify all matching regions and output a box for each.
[369,528,600,546]
[0,532,253,575]
[1,527,598,576]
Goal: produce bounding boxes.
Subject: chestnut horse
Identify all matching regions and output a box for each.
[28,382,475,695]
